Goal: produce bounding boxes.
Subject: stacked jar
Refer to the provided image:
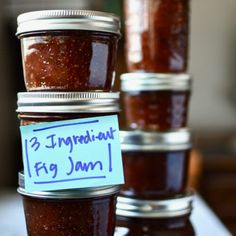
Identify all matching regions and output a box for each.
[116,0,194,235]
[15,10,122,236]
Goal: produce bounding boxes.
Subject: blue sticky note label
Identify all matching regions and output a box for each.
[20,115,124,192]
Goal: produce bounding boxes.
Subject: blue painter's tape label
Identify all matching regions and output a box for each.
[20,115,124,192]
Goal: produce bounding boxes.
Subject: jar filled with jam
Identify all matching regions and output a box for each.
[16,10,121,91]
[18,172,120,236]
[115,193,195,236]
[121,73,191,131]
[16,92,120,125]
[124,0,190,73]
[120,130,192,199]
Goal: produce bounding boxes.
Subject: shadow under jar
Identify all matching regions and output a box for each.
[18,172,120,236]
[120,130,192,199]
[115,193,195,236]
[16,10,121,91]
[124,0,190,73]
[121,73,191,131]
[16,92,120,125]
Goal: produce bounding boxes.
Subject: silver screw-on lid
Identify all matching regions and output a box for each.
[120,129,192,151]
[16,9,121,36]
[116,192,194,218]
[16,92,120,113]
[121,73,191,92]
[18,172,120,199]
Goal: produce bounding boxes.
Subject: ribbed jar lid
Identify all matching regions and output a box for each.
[18,172,120,199]
[121,73,191,92]
[16,92,120,113]
[116,192,194,218]
[120,129,192,151]
[16,9,121,36]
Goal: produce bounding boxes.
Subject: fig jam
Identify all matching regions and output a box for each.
[121,73,191,131]
[123,90,190,131]
[18,172,120,236]
[124,0,190,73]
[22,195,116,236]
[17,10,120,91]
[20,32,119,91]
[120,130,192,199]
[121,150,190,199]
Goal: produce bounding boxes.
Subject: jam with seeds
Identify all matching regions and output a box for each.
[22,195,117,236]
[123,90,190,131]
[124,0,189,73]
[121,150,190,199]
[20,31,119,91]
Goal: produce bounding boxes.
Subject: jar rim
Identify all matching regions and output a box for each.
[16,9,121,36]
[116,192,194,218]
[16,92,120,113]
[18,172,120,199]
[120,129,192,151]
[121,73,192,91]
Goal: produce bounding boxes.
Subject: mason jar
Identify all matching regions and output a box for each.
[16,10,121,91]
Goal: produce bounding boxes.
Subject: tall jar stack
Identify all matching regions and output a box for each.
[15,10,122,236]
[116,0,194,235]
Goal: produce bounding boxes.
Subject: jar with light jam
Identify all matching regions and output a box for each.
[121,73,191,131]
[115,193,195,236]
[16,10,120,91]
[124,0,190,73]
[18,172,120,236]
[16,92,120,125]
[120,130,192,199]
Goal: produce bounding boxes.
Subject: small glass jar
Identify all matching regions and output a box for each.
[16,92,120,125]
[121,73,191,131]
[16,10,121,91]
[18,172,120,236]
[115,193,195,236]
[120,130,192,199]
[124,0,190,73]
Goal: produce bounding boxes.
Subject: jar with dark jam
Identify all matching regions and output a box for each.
[121,73,191,131]
[124,0,190,73]
[16,10,121,91]
[115,193,195,236]
[16,92,120,125]
[120,130,192,199]
[18,172,120,236]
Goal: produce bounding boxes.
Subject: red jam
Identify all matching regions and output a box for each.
[20,31,119,91]
[116,215,195,236]
[123,90,190,131]
[121,150,190,199]
[21,194,117,236]
[124,0,189,73]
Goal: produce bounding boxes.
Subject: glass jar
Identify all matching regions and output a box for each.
[120,130,192,199]
[18,172,120,236]
[115,193,195,236]
[16,92,120,125]
[124,0,190,73]
[16,10,121,91]
[121,73,191,131]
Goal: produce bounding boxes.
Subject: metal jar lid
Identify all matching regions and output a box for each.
[16,9,121,37]
[18,172,120,199]
[120,129,192,151]
[121,73,191,92]
[16,92,120,113]
[116,192,194,218]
